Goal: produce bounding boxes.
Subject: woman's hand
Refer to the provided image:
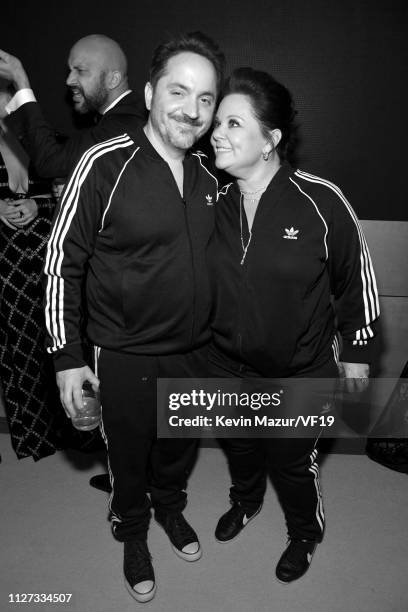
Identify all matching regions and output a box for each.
[0,215,18,229]
[0,198,10,216]
[0,199,18,228]
[2,198,38,227]
[338,361,370,393]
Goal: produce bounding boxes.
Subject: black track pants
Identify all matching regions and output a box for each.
[209,347,338,542]
[97,346,207,541]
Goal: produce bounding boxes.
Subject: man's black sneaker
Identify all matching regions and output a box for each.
[123,540,156,603]
[155,511,202,561]
[215,502,262,542]
[275,539,317,583]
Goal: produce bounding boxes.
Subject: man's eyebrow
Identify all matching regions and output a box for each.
[167,82,189,90]
[166,82,215,98]
[68,61,88,70]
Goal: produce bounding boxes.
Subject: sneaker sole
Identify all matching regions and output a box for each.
[275,569,311,585]
[171,543,202,562]
[215,505,262,544]
[154,516,202,562]
[125,578,156,603]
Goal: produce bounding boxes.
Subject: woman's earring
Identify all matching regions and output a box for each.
[262,150,271,161]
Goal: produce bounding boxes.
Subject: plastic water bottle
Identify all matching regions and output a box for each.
[71,381,101,431]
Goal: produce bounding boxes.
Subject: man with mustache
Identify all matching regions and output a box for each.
[0,35,145,178]
[44,31,224,603]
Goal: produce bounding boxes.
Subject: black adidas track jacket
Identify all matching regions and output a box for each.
[207,162,380,376]
[45,127,219,371]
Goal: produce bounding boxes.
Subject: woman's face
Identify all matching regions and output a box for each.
[211,93,270,178]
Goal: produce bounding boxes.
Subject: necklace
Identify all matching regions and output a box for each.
[240,184,269,204]
[240,185,269,195]
[239,186,268,264]
[239,193,252,265]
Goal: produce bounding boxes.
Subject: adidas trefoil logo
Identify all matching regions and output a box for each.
[283,227,299,240]
[206,194,213,205]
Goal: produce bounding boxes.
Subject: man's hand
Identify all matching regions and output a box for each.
[4,199,38,227]
[0,49,30,89]
[338,361,370,393]
[56,366,100,420]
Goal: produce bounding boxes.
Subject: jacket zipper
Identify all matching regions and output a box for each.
[182,197,196,348]
[237,268,245,359]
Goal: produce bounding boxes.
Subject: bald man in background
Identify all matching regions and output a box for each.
[0,35,145,493]
[0,35,145,178]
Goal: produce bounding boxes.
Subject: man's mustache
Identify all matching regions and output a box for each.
[171,113,203,127]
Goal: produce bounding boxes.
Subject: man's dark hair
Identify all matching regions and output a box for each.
[149,31,225,92]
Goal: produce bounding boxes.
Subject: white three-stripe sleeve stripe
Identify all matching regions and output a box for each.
[45,134,133,350]
[294,170,380,325]
[295,169,380,322]
[289,177,329,260]
[44,134,134,353]
[93,345,101,376]
[99,147,140,232]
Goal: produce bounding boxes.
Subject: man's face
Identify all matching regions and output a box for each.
[66,43,110,114]
[145,52,217,154]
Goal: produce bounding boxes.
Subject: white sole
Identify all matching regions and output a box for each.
[125,578,157,603]
[171,544,202,562]
[155,514,202,562]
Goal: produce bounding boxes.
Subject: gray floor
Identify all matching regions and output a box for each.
[1,433,407,612]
